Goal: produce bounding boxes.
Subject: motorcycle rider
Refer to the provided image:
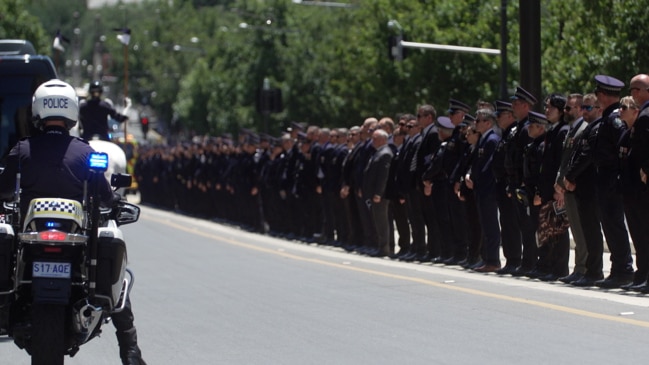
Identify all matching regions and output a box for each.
[0,79,146,365]
[79,80,129,141]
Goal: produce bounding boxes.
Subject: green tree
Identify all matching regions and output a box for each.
[0,0,49,53]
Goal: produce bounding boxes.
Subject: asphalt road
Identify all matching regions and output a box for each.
[3,204,649,364]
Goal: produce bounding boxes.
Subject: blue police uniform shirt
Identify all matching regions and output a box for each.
[0,125,113,215]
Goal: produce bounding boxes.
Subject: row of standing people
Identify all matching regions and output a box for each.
[134,73,649,293]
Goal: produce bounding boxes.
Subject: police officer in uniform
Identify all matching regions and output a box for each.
[442,100,472,264]
[591,76,634,288]
[79,81,129,141]
[0,79,146,365]
[507,87,538,276]
[536,94,571,281]
[566,75,633,288]
[492,101,523,275]
[422,116,456,261]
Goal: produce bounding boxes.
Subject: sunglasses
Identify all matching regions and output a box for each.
[476,119,490,123]
[564,106,571,112]
[620,104,635,111]
[580,105,598,111]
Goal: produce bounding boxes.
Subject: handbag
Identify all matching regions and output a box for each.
[537,200,570,246]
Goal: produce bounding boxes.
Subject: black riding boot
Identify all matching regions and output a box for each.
[116,328,147,365]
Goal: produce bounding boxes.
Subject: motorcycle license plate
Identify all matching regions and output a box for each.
[33,262,71,279]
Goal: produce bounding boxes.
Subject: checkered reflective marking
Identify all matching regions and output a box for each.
[32,200,79,214]
[25,198,85,229]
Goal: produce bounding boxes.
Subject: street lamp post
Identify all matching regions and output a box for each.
[388,19,501,56]
[291,0,357,8]
[262,78,271,134]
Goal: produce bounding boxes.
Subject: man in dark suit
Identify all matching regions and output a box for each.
[340,126,363,249]
[563,94,605,287]
[622,74,649,292]
[410,104,440,262]
[555,94,588,284]
[466,109,502,272]
[397,117,425,260]
[361,129,394,257]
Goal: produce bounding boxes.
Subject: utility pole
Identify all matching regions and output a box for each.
[500,0,508,100]
[519,0,542,110]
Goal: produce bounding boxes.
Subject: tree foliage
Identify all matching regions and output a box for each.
[10,0,649,139]
[0,0,49,52]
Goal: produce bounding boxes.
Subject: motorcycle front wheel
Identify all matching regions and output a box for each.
[31,303,65,365]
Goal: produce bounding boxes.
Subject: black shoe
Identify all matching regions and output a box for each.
[623,280,649,291]
[396,249,411,259]
[371,249,390,258]
[511,266,534,277]
[572,274,603,287]
[401,252,418,262]
[468,260,485,270]
[496,265,517,275]
[539,273,560,282]
[525,268,547,279]
[459,257,480,269]
[559,272,584,284]
[414,253,430,262]
[640,283,649,294]
[443,256,463,266]
[595,274,633,289]
[116,328,147,365]
[365,248,379,256]
[432,256,446,264]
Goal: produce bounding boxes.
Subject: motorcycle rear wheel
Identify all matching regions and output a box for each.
[31,303,65,365]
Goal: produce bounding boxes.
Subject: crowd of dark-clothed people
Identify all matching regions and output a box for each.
[134,74,649,293]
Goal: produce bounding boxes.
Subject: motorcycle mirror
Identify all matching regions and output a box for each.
[115,202,140,225]
[110,173,132,189]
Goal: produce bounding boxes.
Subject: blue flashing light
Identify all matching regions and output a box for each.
[88,152,109,172]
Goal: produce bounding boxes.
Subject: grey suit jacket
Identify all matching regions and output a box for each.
[362,144,394,199]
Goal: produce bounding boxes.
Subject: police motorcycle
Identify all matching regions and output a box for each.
[0,152,140,365]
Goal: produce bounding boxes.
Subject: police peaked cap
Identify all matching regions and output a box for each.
[448,99,470,113]
[495,100,513,114]
[510,86,537,105]
[436,116,454,130]
[594,75,625,94]
[528,111,549,125]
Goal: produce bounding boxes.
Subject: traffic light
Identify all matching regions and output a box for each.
[140,115,149,138]
[388,34,402,61]
[388,34,407,61]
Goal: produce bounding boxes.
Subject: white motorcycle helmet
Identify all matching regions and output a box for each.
[31,79,79,130]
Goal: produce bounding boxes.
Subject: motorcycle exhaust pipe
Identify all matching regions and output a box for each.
[72,301,103,340]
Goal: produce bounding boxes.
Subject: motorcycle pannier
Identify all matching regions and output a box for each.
[0,224,14,293]
[96,235,126,298]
